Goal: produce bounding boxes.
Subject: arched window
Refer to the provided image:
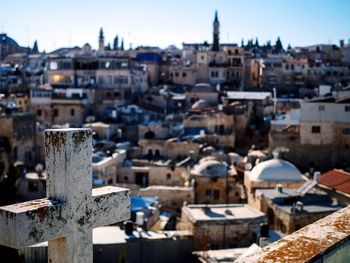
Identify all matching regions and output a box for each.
[144,130,155,139]
[147,149,153,160]
[155,149,161,159]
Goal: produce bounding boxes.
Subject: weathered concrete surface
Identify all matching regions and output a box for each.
[236,205,350,263]
[0,128,130,263]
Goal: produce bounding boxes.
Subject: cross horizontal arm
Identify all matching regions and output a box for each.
[0,198,66,248]
[92,186,130,227]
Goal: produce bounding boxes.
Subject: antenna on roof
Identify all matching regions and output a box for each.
[272,146,289,159]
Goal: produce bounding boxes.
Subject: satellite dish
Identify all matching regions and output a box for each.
[35,163,43,173]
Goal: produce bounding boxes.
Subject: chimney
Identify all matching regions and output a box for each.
[135,211,144,226]
[276,184,283,193]
[340,40,345,48]
[124,220,134,235]
[313,171,321,183]
[296,201,303,212]
[260,223,269,238]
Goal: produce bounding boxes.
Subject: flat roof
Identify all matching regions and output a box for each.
[183,204,266,223]
[277,204,342,215]
[256,188,301,200]
[226,91,272,100]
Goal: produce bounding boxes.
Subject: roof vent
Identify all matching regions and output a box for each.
[313,171,321,183]
[276,184,283,193]
[272,146,290,159]
[296,201,303,211]
[225,209,233,216]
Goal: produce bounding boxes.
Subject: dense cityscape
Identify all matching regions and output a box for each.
[0,5,350,263]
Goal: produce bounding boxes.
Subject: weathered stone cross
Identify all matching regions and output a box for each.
[0,128,130,262]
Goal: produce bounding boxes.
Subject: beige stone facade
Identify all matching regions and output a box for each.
[139,186,194,212]
[179,204,266,250]
[138,139,200,160]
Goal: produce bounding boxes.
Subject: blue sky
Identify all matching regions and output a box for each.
[1,0,349,52]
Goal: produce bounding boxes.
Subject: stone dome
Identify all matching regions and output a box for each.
[191,160,227,177]
[249,158,304,182]
[191,99,210,109]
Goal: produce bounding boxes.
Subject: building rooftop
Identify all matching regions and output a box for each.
[276,203,342,215]
[183,204,266,223]
[257,187,343,215]
[191,159,228,177]
[320,169,350,195]
[249,158,305,182]
[236,205,350,262]
[256,188,301,200]
[226,91,272,101]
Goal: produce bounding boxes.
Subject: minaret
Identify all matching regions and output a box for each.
[99,28,105,51]
[113,35,119,50]
[120,38,124,51]
[212,10,220,51]
[32,40,39,53]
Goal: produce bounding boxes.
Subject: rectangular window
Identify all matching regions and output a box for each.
[182,72,187,78]
[213,190,220,199]
[319,105,325,111]
[311,126,321,133]
[70,108,75,116]
[53,109,59,117]
[205,189,211,198]
[167,173,171,180]
[210,244,220,250]
[37,109,42,117]
[343,128,350,135]
[345,106,350,112]
[62,62,72,69]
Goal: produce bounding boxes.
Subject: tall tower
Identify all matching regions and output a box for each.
[212,10,220,51]
[99,28,105,51]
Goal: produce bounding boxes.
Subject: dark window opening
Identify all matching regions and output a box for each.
[311,126,321,133]
[28,182,38,192]
[213,189,220,199]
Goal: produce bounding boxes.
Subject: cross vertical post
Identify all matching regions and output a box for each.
[45,129,93,262]
[0,128,130,263]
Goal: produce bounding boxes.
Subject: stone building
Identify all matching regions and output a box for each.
[0,111,36,167]
[30,87,88,127]
[254,185,342,234]
[186,83,219,106]
[179,204,266,250]
[92,150,126,186]
[269,88,350,170]
[117,158,190,189]
[169,66,197,86]
[190,158,242,204]
[244,155,306,210]
[139,185,194,213]
[184,105,235,148]
[138,138,200,160]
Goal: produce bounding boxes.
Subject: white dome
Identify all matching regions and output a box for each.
[249,158,304,182]
[191,160,227,177]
